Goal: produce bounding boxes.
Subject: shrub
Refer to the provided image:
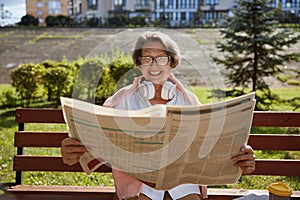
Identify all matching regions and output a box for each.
[19,14,38,26]
[0,89,19,108]
[42,67,73,106]
[86,17,99,27]
[107,15,129,27]
[74,57,108,102]
[95,51,140,104]
[11,63,44,107]
[40,59,76,106]
[130,16,146,27]
[45,15,74,27]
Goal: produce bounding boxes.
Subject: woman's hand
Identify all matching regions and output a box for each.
[231,144,256,175]
[61,137,88,166]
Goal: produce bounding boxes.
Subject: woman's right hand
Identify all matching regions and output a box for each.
[61,137,88,166]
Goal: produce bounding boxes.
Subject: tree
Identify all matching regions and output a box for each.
[19,14,38,26]
[212,0,300,110]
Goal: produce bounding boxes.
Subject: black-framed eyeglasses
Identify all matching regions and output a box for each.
[139,56,170,66]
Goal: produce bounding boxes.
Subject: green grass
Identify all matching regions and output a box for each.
[0,85,300,192]
[0,84,13,92]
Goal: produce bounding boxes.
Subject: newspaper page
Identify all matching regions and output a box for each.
[60,92,255,190]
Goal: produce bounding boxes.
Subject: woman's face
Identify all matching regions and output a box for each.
[140,41,172,85]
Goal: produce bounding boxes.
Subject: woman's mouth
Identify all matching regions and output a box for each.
[149,71,162,76]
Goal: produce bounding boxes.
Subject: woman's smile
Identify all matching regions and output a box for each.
[148,70,162,76]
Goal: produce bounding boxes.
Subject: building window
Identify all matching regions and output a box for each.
[114,0,126,6]
[37,10,43,16]
[48,0,62,15]
[37,2,43,7]
[38,18,44,23]
[206,0,219,5]
[181,12,186,20]
[88,0,98,10]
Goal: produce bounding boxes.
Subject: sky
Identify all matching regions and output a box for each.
[0,0,26,26]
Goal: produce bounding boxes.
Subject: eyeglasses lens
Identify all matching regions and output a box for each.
[140,56,169,66]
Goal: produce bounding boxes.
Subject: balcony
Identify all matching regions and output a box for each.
[134,4,151,12]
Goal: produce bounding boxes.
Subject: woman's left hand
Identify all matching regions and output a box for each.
[231,144,256,175]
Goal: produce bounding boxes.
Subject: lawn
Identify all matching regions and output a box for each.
[0,85,299,193]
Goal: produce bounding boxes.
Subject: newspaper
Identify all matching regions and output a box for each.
[60,92,256,190]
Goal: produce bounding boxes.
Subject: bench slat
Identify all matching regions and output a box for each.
[13,156,300,176]
[248,134,300,151]
[15,109,300,127]
[14,132,68,147]
[14,132,300,151]
[13,156,112,172]
[252,111,300,127]
[15,109,65,123]
[252,159,300,176]
[6,185,115,200]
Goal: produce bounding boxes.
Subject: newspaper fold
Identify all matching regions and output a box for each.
[60,92,256,190]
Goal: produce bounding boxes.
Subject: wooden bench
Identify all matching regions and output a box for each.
[1,108,300,200]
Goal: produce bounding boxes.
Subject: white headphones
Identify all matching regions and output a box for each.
[138,79,176,100]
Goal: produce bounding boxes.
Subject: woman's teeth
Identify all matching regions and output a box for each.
[149,71,161,75]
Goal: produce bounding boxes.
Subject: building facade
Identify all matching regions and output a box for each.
[26,0,69,25]
[27,0,300,27]
[269,0,300,23]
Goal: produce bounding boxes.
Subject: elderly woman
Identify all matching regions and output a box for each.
[61,31,255,200]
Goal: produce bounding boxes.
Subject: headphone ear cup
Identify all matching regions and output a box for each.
[138,81,155,100]
[161,81,176,100]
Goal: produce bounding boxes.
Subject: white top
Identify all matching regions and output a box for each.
[114,88,194,110]
[113,87,201,200]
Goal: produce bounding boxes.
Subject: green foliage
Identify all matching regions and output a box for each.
[130,16,146,27]
[212,0,300,110]
[11,63,44,107]
[8,52,136,107]
[39,59,77,106]
[107,15,129,27]
[45,15,75,27]
[95,51,139,105]
[0,88,19,108]
[287,79,300,86]
[86,17,100,27]
[42,67,73,106]
[74,57,108,102]
[19,14,38,26]
[276,74,288,83]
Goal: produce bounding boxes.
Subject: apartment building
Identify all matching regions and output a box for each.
[27,0,300,27]
[68,0,234,26]
[70,0,154,22]
[26,0,69,25]
[273,0,300,22]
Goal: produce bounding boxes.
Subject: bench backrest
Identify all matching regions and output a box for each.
[14,109,300,185]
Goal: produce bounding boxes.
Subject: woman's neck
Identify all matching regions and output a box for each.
[149,83,169,105]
